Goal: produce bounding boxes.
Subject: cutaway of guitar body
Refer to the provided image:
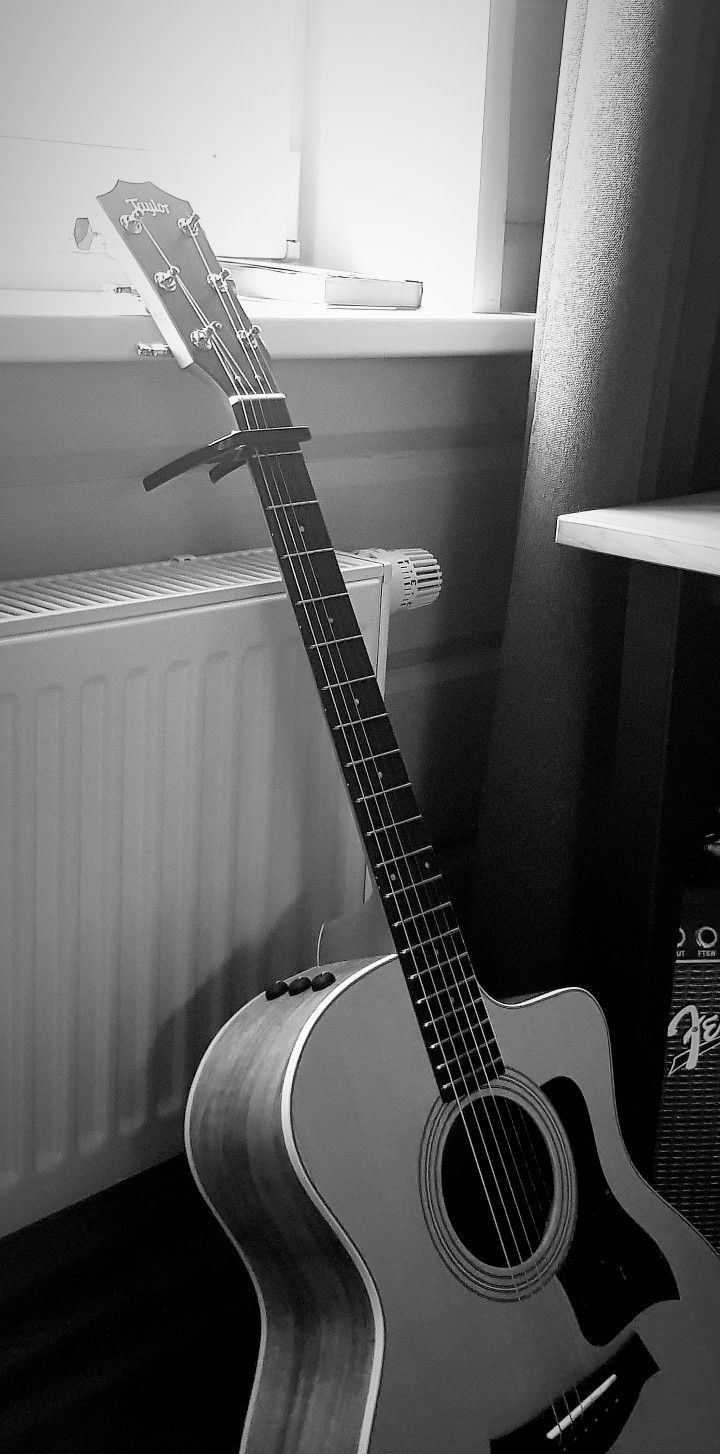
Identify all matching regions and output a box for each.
[185,953,720,1454]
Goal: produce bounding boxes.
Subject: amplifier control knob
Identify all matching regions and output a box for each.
[696,925,718,950]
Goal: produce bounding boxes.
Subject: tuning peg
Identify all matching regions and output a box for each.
[178,212,201,236]
[208,268,232,291]
[154,266,180,292]
[234,323,262,349]
[190,321,222,351]
[120,205,143,234]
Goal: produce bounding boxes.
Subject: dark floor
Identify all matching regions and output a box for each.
[0,1156,258,1454]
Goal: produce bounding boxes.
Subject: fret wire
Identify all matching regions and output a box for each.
[396,906,464,936]
[356,781,412,803]
[381,874,443,893]
[333,710,389,726]
[430,1024,496,1053]
[321,675,377,690]
[373,846,434,867]
[422,1009,497,1041]
[409,950,476,989]
[366,816,424,837]
[308,634,364,650]
[345,747,403,767]
[407,963,476,988]
[267,499,320,511]
[421,979,486,1008]
[397,925,469,953]
[295,592,347,605]
[422,1016,496,1045]
[402,941,474,975]
[391,899,452,924]
[431,1043,500,1072]
[280,547,335,559]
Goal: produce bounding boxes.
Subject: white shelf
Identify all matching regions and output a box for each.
[556,491,720,577]
[0,290,535,363]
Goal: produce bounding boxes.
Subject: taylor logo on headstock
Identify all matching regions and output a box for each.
[667,1002,720,1075]
[123,196,170,216]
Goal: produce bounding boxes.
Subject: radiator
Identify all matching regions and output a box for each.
[0,545,435,1236]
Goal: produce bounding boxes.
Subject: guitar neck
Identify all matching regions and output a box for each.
[235,396,504,1100]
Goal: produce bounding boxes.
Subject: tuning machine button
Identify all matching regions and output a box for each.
[137,343,171,359]
[154,265,180,292]
[190,321,222,351]
[178,211,201,236]
[208,268,232,291]
[120,206,143,234]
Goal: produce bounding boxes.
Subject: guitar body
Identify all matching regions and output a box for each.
[186,951,720,1453]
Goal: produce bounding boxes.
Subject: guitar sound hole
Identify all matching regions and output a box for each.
[440,1093,556,1270]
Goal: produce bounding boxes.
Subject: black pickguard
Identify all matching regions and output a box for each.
[543,1077,678,1345]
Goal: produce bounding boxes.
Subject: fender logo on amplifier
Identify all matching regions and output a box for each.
[667,1003,720,1075]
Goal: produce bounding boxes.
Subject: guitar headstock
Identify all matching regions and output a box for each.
[96,179,277,401]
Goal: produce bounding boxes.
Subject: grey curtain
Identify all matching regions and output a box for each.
[474,0,720,997]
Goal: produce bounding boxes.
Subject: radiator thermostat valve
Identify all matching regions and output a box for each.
[354,548,442,613]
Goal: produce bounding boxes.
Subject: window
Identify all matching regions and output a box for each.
[1,0,565,311]
[295,0,566,311]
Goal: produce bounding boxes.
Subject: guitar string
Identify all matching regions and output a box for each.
[141,219,567,1321]
[176,229,554,1280]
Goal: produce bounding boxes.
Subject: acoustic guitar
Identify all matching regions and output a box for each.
[97,181,720,1453]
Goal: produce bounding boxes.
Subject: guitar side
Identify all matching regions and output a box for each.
[184,957,390,1454]
[186,953,720,1454]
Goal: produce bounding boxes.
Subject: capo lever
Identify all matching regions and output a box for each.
[143,426,312,492]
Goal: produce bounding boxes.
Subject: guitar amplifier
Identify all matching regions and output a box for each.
[653,884,720,1253]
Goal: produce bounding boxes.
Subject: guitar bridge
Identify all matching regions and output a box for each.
[490,1334,658,1452]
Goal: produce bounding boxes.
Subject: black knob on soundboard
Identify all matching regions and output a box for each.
[311,971,337,991]
[287,975,313,996]
[265,980,288,1000]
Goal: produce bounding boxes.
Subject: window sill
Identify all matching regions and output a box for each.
[0,290,535,363]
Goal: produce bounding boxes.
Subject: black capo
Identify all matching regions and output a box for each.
[143,425,312,492]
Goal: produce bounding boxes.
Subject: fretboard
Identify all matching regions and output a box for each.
[235,396,504,1101]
